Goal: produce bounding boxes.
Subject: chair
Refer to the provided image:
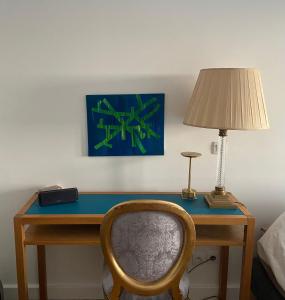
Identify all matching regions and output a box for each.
[100,200,196,300]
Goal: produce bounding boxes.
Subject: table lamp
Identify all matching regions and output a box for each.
[183,68,269,208]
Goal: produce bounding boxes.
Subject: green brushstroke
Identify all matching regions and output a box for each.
[92,95,161,154]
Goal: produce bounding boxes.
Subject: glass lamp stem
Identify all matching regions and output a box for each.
[215,129,227,194]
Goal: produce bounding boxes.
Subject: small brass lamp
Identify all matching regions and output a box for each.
[181,151,201,199]
[183,68,269,208]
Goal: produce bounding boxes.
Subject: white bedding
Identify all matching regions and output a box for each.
[258,211,285,292]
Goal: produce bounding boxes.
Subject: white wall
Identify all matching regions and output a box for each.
[1,0,285,299]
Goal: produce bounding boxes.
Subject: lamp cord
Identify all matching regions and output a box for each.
[187,256,216,274]
[186,256,218,300]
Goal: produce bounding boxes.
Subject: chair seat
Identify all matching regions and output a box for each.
[102,265,190,300]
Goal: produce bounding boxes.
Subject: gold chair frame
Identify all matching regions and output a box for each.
[100,200,196,300]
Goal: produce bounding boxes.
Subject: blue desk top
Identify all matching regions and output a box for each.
[26,193,243,215]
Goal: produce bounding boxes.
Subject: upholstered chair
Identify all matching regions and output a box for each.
[100,200,196,300]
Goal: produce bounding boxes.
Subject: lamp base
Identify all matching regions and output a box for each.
[182,188,197,200]
[205,190,237,209]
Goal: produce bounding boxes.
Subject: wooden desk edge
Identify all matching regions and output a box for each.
[17,192,183,215]
[17,193,38,215]
[16,213,248,226]
[15,191,251,226]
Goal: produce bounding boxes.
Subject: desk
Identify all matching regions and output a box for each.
[14,192,255,300]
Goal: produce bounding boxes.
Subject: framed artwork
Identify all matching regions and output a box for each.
[86,93,164,156]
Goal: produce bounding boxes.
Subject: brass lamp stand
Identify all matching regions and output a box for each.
[181,152,201,199]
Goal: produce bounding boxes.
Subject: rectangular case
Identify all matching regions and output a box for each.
[38,188,78,206]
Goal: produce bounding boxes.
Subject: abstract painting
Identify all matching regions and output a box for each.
[86,94,164,156]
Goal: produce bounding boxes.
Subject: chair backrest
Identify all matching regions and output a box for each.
[100,200,196,300]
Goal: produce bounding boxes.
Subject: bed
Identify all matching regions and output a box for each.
[251,212,285,300]
[252,256,285,300]
[0,280,4,300]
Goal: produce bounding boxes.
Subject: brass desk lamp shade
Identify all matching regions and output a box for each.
[184,68,269,208]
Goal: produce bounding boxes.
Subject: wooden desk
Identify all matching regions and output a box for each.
[14,192,255,300]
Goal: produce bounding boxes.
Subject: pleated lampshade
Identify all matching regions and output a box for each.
[184,68,270,130]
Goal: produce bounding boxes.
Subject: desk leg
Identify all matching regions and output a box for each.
[239,217,255,300]
[14,218,29,300]
[219,246,229,300]
[37,245,48,300]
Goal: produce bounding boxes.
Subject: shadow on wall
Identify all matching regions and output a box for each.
[2,74,195,192]
[1,73,199,191]
[5,74,195,156]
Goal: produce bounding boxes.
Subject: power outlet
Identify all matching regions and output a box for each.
[192,253,205,263]
[192,248,219,264]
[188,252,217,274]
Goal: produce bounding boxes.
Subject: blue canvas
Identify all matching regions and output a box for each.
[86,94,164,156]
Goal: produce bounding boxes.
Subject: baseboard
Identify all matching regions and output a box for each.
[4,283,103,300]
[4,283,240,300]
[188,284,240,299]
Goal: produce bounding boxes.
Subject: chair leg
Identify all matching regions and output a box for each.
[109,283,121,300]
[171,285,183,300]
[103,289,109,300]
